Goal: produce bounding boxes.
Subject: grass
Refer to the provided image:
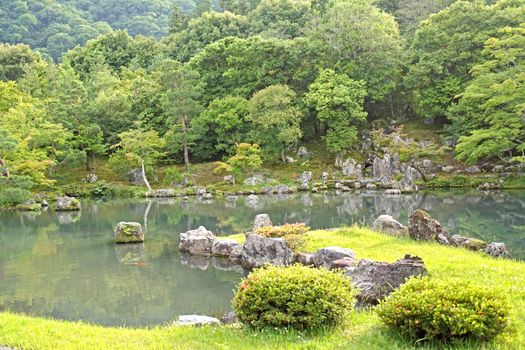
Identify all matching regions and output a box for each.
[1,226,524,350]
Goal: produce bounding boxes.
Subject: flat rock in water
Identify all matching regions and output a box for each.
[177,315,221,326]
[114,222,144,243]
[55,196,81,211]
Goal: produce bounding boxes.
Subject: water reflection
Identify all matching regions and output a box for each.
[0,190,524,327]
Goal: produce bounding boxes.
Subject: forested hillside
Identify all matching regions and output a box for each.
[0,0,524,206]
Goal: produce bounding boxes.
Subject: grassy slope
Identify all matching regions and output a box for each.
[1,227,524,350]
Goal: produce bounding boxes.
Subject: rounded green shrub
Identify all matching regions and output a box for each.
[233,264,355,330]
[376,276,509,341]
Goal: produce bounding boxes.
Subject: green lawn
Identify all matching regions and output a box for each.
[1,227,524,350]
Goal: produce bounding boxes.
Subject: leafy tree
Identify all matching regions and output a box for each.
[110,129,166,192]
[160,61,204,168]
[219,0,260,14]
[305,69,368,164]
[452,25,525,164]
[214,143,262,183]
[193,0,212,17]
[169,4,189,33]
[0,43,41,81]
[250,0,311,39]
[309,0,401,101]
[246,85,303,160]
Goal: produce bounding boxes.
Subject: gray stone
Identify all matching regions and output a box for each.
[347,255,427,304]
[177,315,221,326]
[154,189,176,197]
[442,165,455,173]
[492,165,504,173]
[253,213,272,232]
[246,194,259,204]
[300,171,312,184]
[212,239,240,257]
[465,165,480,174]
[372,154,392,180]
[128,168,145,185]
[243,174,265,186]
[223,175,235,184]
[203,193,213,200]
[196,188,207,197]
[322,172,329,181]
[408,209,450,243]
[41,199,49,207]
[221,311,237,325]
[285,156,296,163]
[276,185,292,193]
[114,222,144,243]
[229,244,244,262]
[329,257,358,270]
[225,194,238,202]
[486,242,510,258]
[366,183,377,190]
[295,253,315,266]
[372,215,408,237]
[450,235,487,251]
[398,166,421,192]
[82,173,98,183]
[241,234,294,269]
[297,146,309,158]
[179,226,215,255]
[342,158,363,178]
[55,196,81,211]
[314,246,356,269]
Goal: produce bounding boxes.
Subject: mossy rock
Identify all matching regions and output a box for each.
[460,238,488,251]
[55,196,81,211]
[114,222,144,243]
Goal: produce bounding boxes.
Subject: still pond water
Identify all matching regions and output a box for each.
[1,190,524,327]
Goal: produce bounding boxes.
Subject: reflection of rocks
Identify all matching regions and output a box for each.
[115,243,144,264]
[56,211,81,224]
[180,252,210,270]
[212,257,245,273]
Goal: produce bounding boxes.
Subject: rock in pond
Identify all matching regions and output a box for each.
[177,315,221,327]
[253,213,272,231]
[486,242,510,258]
[212,239,240,257]
[179,226,215,255]
[408,209,450,244]
[347,255,427,304]
[229,244,244,263]
[241,234,294,269]
[114,222,144,243]
[55,196,81,211]
[372,215,408,237]
[314,246,356,269]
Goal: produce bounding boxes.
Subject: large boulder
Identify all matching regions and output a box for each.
[314,246,356,269]
[55,196,81,211]
[177,315,221,326]
[450,235,487,251]
[179,226,215,255]
[372,215,408,237]
[342,158,363,178]
[212,239,240,257]
[486,242,509,258]
[253,213,272,232]
[372,154,392,180]
[347,255,427,304]
[241,234,294,269]
[114,222,144,243]
[128,168,145,185]
[408,209,450,243]
[398,166,422,192]
[243,174,264,186]
[300,171,312,190]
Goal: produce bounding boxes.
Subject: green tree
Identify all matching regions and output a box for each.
[305,69,368,164]
[246,85,303,161]
[0,43,41,81]
[214,143,262,183]
[169,4,189,33]
[250,0,311,39]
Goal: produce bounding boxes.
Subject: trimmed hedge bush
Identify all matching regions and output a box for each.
[256,223,309,251]
[376,276,509,341]
[233,264,355,330]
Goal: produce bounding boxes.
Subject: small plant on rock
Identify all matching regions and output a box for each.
[256,223,309,251]
[233,264,355,330]
[376,276,509,342]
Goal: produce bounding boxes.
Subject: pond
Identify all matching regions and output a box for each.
[0,190,524,327]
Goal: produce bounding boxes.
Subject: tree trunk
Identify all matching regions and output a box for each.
[85,152,91,171]
[182,115,190,169]
[0,158,9,177]
[141,159,153,192]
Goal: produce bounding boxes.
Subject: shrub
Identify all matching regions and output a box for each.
[256,223,309,251]
[376,276,509,341]
[233,264,355,330]
[0,175,34,207]
[164,166,183,184]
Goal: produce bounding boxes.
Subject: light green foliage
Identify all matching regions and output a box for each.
[227,143,263,173]
[256,223,310,251]
[310,0,401,101]
[219,0,260,14]
[233,264,355,330]
[110,129,166,170]
[0,175,34,207]
[305,69,367,156]
[247,85,303,160]
[250,0,311,39]
[452,25,525,163]
[167,11,252,62]
[377,276,510,341]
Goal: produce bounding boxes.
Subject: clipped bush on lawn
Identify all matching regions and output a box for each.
[376,276,509,341]
[256,223,309,251]
[233,264,355,330]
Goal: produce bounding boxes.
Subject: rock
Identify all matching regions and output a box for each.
[276,185,291,193]
[82,173,98,183]
[295,253,315,266]
[285,156,296,163]
[322,172,329,181]
[154,189,176,197]
[465,165,480,174]
[372,154,392,180]
[212,239,240,257]
[347,255,427,304]
[442,165,455,173]
[314,246,356,269]
[492,165,504,173]
[398,166,421,192]
[329,257,358,270]
[366,183,377,190]
[486,242,509,258]
[225,194,238,202]
[128,168,145,185]
[408,209,450,243]
[372,215,408,237]
[253,213,272,232]
[342,158,363,178]
[179,226,215,255]
[243,174,264,186]
[196,188,207,197]
[223,175,234,184]
[182,196,189,201]
[55,196,81,211]
[246,194,259,203]
[241,234,294,269]
[114,222,144,243]
[229,244,244,262]
[477,182,501,191]
[300,171,312,184]
[41,199,49,207]
[354,182,362,189]
[385,189,401,195]
[221,311,237,324]
[456,236,487,251]
[203,193,213,200]
[177,315,221,327]
[297,146,309,158]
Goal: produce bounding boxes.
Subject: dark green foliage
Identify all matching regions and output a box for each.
[233,264,356,330]
[376,276,510,341]
[0,175,34,207]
